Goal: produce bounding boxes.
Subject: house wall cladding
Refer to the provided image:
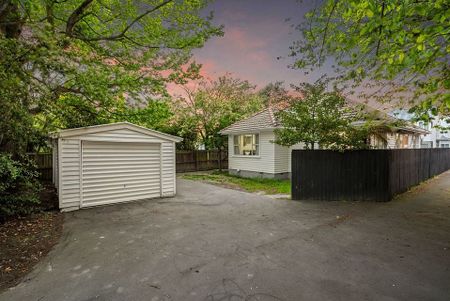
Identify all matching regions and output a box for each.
[291,149,450,202]
[228,132,306,175]
[228,131,276,174]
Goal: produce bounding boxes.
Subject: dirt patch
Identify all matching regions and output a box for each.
[0,184,63,292]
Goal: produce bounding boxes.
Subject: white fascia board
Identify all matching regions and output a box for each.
[219,127,281,135]
[50,122,183,142]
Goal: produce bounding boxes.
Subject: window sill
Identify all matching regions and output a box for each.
[231,155,261,159]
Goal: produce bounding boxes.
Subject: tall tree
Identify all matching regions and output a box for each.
[274,78,369,150]
[258,81,291,107]
[173,75,264,150]
[0,0,222,156]
[290,0,449,122]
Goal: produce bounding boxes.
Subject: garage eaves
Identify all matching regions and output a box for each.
[49,122,183,143]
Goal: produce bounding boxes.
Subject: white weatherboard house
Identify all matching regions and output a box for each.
[220,107,428,179]
[419,119,450,148]
[51,122,182,212]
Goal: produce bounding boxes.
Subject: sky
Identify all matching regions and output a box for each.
[191,0,326,89]
[176,0,393,112]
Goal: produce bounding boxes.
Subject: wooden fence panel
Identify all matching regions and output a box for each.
[27,153,53,182]
[292,149,450,202]
[29,150,228,181]
[176,150,228,173]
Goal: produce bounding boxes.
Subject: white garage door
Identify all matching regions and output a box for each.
[81,141,161,207]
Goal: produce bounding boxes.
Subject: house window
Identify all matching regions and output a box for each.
[233,134,259,156]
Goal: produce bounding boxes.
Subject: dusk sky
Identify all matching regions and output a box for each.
[180,0,391,111]
[192,0,327,89]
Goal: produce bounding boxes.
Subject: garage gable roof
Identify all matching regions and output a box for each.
[50,122,182,142]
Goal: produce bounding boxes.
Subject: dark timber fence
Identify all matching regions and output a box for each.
[28,150,228,181]
[291,149,450,202]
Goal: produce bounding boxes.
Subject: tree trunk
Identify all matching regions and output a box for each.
[0,1,23,38]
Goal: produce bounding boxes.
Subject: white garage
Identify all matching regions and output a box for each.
[50,122,182,212]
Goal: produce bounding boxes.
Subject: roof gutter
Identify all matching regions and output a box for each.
[219,127,282,135]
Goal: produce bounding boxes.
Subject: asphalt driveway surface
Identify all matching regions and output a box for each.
[1,173,450,301]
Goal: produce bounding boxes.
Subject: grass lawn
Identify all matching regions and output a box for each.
[182,171,291,195]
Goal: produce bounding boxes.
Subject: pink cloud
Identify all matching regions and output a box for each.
[198,59,219,79]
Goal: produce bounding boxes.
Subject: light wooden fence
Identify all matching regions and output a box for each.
[28,150,228,181]
[176,150,228,173]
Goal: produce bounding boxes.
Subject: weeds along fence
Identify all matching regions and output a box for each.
[291,149,450,202]
[28,150,228,181]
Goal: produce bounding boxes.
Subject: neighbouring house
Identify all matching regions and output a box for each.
[419,119,450,148]
[50,122,182,212]
[392,110,450,148]
[220,106,428,179]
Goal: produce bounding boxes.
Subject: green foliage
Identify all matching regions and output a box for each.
[274,78,370,150]
[0,154,41,220]
[258,81,291,107]
[0,0,222,154]
[182,171,291,195]
[173,75,264,149]
[292,0,449,122]
[165,116,199,150]
[0,0,221,215]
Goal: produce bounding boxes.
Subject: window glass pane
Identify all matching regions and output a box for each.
[233,134,259,156]
[234,146,240,155]
[244,135,252,146]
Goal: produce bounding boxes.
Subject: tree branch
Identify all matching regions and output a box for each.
[66,0,94,36]
[318,0,338,63]
[77,0,173,42]
[375,1,386,57]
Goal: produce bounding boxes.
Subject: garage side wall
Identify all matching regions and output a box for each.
[161,142,176,196]
[59,138,81,211]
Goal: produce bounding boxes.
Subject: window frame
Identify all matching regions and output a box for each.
[232,133,260,157]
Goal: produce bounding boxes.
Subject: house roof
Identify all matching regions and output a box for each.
[220,102,429,135]
[219,107,280,134]
[50,122,183,142]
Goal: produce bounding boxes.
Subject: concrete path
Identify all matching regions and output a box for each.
[1,172,450,301]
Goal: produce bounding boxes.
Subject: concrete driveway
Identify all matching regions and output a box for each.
[1,173,450,301]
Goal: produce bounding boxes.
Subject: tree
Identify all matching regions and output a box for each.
[173,75,264,150]
[0,0,222,156]
[0,0,221,216]
[290,0,449,123]
[274,78,368,150]
[258,81,292,107]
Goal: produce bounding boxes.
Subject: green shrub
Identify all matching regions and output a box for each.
[0,154,41,220]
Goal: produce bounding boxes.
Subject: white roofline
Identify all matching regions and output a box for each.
[50,122,183,142]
